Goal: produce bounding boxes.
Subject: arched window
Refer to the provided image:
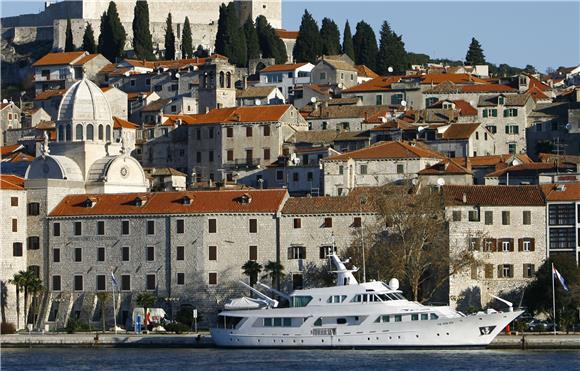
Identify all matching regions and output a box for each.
[219,71,225,88]
[75,124,83,140]
[98,124,104,140]
[106,125,111,142]
[58,126,65,142]
[226,72,231,88]
[86,124,94,140]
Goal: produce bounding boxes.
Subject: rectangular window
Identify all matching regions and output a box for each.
[502,211,510,225]
[209,151,214,162]
[276,170,283,181]
[13,242,23,257]
[452,211,461,222]
[483,238,496,252]
[28,202,40,216]
[375,95,383,105]
[122,220,130,235]
[176,245,184,261]
[471,264,478,279]
[146,246,154,261]
[319,245,336,259]
[468,209,480,222]
[390,93,404,106]
[484,264,493,279]
[249,245,257,261]
[338,165,344,175]
[74,221,82,236]
[53,248,61,262]
[263,126,270,136]
[498,264,514,278]
[122,246,130,261]
[96,275,106,291]
[208,272,218,285]
[146,274,156,290]
[73,247,82,262]
[249,219,258,233]
[396,164,404,174]
[209,219,217,233]
[196,151,202,163]
[263,148,271,161]
[97,221,105,235]
[549,228,576,249]
[353,217,362,228]
[208,245,217,261]
[121,275,131,291]
[523,211,531,225]
[74,275,83,291]
[502,240,511,252]
[226,127,233,137]
[27,236,40,250]
[12,219,18,232]
[176,219,184,234]
[395,315,402,322]
[411,314,419,321]
[360,165,367,175]
[484,211,493,225]
[246,127,253,137]
[486,125,497,134]
[292,173,299,182]
[52,276,61,291]
[548,204,575,225]
[523,264,535,278]
[289,246,306,259]
[227,150,234,162]
[208,128,214,139]
[97,247,105,262]
[11,197,18,206]
[292,218,302,229]
[324,217,333,228]
[177,273,185,285]
[147,220,155,235]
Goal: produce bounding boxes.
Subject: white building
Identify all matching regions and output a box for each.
[256,63,314,101]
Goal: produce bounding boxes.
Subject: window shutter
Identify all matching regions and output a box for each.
[509,238,515,252]
[518,238,523,252]
[491,238,497,252]
[530,238,535,251]
[497,265,503,278]
[509,265,514,278]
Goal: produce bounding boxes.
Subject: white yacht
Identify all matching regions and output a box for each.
[211,255,522,348]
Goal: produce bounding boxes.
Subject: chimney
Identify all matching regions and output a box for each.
[462,193,467,204]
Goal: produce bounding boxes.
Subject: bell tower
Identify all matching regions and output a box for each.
[198,56,236,113]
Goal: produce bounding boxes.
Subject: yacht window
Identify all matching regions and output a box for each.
[421,313,429,320]
[336,318,347,325]
[274,318,282,327]
[386,293,398,300]
[395,315,402,322]
[264,318,272,327]
[430,313,439,320]
[411,314,419,321]
[263,317,294,327]
[375,315,390,323]
[218,316,243,329]
[283,318,292,327]
[292,296,313,307]
[314,318,322,326]
[377,294,391,301]
[327,295,347,303]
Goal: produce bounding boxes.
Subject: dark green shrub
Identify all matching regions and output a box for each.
[165,322,190,334]
[65,319,91,333]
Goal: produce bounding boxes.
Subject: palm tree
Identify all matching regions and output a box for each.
[1,280,8,324]
[262,260,285,290]
[26,277,43,327]
[242,260,262,287]
[136,292,157,330]
[19,269,38,326]
[8,271,25,329]
[96,292,110,333]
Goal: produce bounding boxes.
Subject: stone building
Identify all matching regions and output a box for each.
[198,57,237,113]
[256,63,314,101]
[443,185,547,310]
[419,123,496,158]
[1,101,22,147]
[310,56,359,90]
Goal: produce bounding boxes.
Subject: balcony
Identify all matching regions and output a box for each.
[224,158,262,170]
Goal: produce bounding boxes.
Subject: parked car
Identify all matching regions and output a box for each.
[527,319,548,332]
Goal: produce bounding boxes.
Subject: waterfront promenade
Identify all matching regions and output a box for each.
[2,333,579,349]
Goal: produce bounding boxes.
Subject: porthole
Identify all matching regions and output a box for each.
[368,337,370,341]
[398,336,401,339]
[293,340,296,343]
[446,332,450,336]
[301,340,304,343]
[437,333,440,336]
[229,338,233,341]
[257,339,260,343]
[389,336,392,340]
[376,337,379,340]
[321,339,324,343]
[416,335,419,338]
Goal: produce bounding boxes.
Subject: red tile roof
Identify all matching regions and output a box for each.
[485,162,573,177]
[34,89,66,101]
[49,189,288,217]
[440,123,481,140]
[179,105,292,125]
[1,144,24,156]
[529,86,550,102]
[32,51,86,67]
[0,175,25,190]
[342,76,402,93]
[3,152,35,163]
[541,183,580,201]
[452,100,478,116]
[261,63,308,73]
[419,73,488,85]
[326,141,444,161]
[281,188,379,215]
[355,65,379,79]
[418,158,472,175]
[113,116,139,129]
[456,154,533,167]
[443,185,545,206]
[72,54,100,66]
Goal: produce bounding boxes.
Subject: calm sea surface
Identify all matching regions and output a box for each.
[2,348,579,370]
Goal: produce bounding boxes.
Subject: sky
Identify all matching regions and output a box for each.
[1,1,579,72]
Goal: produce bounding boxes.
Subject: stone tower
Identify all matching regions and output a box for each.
[236,0,282,28]
[198,56,237,113]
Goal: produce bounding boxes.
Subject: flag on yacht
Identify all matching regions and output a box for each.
[111,272,119,289]
[552,266,569,291]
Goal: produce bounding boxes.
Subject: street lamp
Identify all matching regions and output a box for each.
[359,194,367,283]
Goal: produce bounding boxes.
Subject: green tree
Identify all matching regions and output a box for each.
[376,21,408,75]
[136,292,157,329]
[524,64,536,74]
[242,260,263,287]
[132,0,155,60]
[1,281,7,324]
[164,13,176,60]
[8,272,24,329]
[181,16,194,59]
[214,3,246,66]
[81,23,96,54]
[98,2,127,62]
[26,277,43,326]
[243,17,260,61]
[465,37,486,65]
[320,17,340,56]
[255,15,287,64]
[262,260,285,290]
[293,10,322,63]
[96,292,110,333]
[342,20,355,61]
[406,52,430,66]
[352,21,378,71]
[65,18,75,52]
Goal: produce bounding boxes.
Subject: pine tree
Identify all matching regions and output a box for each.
[181,17,193,59]
[132,0,155,60]
[164,13,176,60]
[320,18,340,56]
[342,20,355,61]
[98,2,127,62]
[292,10,321,63]
[255,15,287,64]
[65,18,75,52]
[81,23,96,54]
[243,17,260,61]
[352,21,378,71]
[376,21,408,75]
[465,37,486,65]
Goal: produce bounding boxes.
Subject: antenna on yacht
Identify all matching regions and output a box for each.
[329,254,359,286]
[238,281,279,308]
[257,282,291,301]
[490,294,513,312]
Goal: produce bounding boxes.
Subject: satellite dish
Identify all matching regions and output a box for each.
[193,66,198,71]
[254,99,261,106]
[388,278,399,290]
[124,71,130,77]
[387,66,394,73]
[417,126,425,132]
[310,97,317,103]
[401,100,407,107]
[338,82,344,89]
[565,123,572,130]
[1,98,8,104]
[174,72,181,79]
[437,177,446,187]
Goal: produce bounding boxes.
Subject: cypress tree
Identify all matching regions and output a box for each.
[164,13,176,60]
[81,23,96,54]
[243,17,260,61]
[98,11,107,53]
[181,17,193,59]
[98,2,127,62]
[465,37,486,65]
[65,18,75,52]
[132,0,155,60]
[352,21,378,71]
[214,4,229,57]
[320,18,340,56]
[376,21,408,75]
[342,20,354,61]
[255,15,287,64]
[292,10,321,63]
[214,3,246,66]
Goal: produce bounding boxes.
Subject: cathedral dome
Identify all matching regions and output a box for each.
[57,78,112,123]
[25,155,84,182]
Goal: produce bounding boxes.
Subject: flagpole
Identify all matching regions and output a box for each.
[551,263,556,336]
[112,274,118,335]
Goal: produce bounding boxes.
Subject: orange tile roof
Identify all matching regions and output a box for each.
[485,162,573,177]
[72,54,100,66]
[456,154,533,167]
[527,75,552,92]
[49,189,288,217]
[34,89,66,101]
[441,123,481,140]
[342,76,402,93]
[541,183,580,201]
[443,185,545,206]
[3,152,35,163]
[282,188,380,215]
[1,144,24,156]
[0,175,25,190]
[538,153,580,165]
[32,51,86,67]
[275,29,299,39]
[113,116,139,129]
[261,63,308,73]
[529,86,550,102]
[355,65,379,79]
[419,73,488,85]
[452,100,478,116]
[179,105,292,125]
[326,141,444,161]
[418,158,472,175]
